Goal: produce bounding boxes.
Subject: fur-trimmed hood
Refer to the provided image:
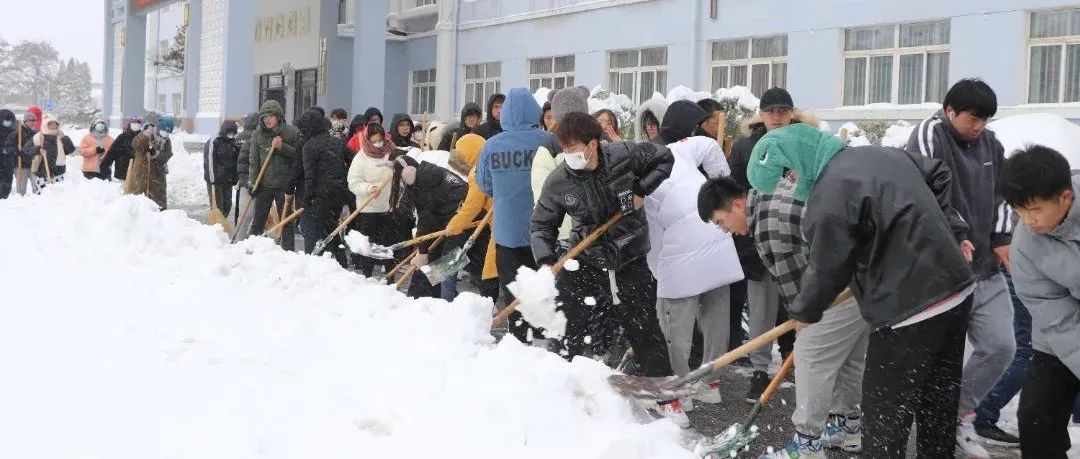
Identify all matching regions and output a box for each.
[635,93,668,141]
[738,109,821,139]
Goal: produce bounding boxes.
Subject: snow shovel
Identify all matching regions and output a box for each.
[206,186,234,235]
[491,212,625,329]
[395,236,446,289]
[423,211,495,285]
[608,288,853,401]
[366,220,482,260]
[312,176,393,255]
[231,146,277,242]
[695,354,795,458]
[264,207,304,238]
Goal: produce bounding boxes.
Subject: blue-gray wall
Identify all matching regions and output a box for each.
[383,35,438,116]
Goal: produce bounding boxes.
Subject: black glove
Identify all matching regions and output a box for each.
[96,147,105,154]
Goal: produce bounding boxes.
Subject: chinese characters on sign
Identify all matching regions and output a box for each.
[255,7,311,43]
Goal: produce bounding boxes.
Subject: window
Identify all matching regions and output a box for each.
[171,92,183,116]
[1027,8,1080,103]
[608,47,668,104]
[259,73,286,115]
[710,35,787,96]
[464,62,502,107]
[337,0,348,25]
[410,69,437,115]
[842,21,950,106]
[294,68,318,120]
[416,0,437,6]
[528,55,575,92]
[157,94,166,113]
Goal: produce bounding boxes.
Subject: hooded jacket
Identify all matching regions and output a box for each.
[532,140,675,270]
[0,110,17,178]
[475,88,548,248]
[750,124,974,328]
[726,109,820,281]
[2,111,36,168]
[79,116,114,174]
[128,122,174,209]
[101,115,143,180]
[635,94,668,142]
[237,112,259,187]
[248,100,300,190]
[298,111,349,207]
[444,133,498,280]
[203,121,239,185]
[656,101,708,145]
[390,113,420,149]
[25,106,42,131]
[398,156,467,255]
[29,115,75,178]
[474,94,505,140]
[438,103,484,151]
[907,110,1012,280]
[1010,173,1080,378]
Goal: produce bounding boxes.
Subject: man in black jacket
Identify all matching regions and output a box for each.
[906,79,1017,454]
[747,123,975,458]
[473,93,505,140]
[395,155,467,299]
[438,102,483,151]
[234,112,259,228]
[203,120,240,216]
[0,109,17,199]
[531,112,685,425]
[297,110,350,265]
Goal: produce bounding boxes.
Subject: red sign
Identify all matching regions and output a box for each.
[131,0,178,14]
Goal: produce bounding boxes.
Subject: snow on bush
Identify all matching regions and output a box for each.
[507,265,568,339]
[714,86,760,112]
[881,120,914,148]
[0,179,691,459]
[666,86,712,104]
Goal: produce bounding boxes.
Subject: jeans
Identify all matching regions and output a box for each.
[440,274,458,301]
[974,272,1033,428]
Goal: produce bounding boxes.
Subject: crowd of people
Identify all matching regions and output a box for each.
[3,77,1079,459]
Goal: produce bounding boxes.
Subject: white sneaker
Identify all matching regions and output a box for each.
[692,381,723,404]
[680,397,695,413]
[654,399,690,428]
[956,418,990,459]
[820,415,862,453]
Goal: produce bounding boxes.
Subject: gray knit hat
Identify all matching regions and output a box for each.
[551,86,590,123]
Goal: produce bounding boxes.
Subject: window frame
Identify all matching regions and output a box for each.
[527,55,576,92]
[709,35,788,96]
[607,46,668,105]
[841,21,950,106]
[409,68,437,118]
[463,61,502,109]
[1025,8,1080,104]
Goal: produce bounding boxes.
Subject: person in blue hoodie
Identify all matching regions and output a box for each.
[475,88,549,343]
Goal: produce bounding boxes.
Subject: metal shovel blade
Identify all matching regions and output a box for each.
[364,244,397,260]
[422,248,469,286]
[694,423,759,458]
[607,374,703,401]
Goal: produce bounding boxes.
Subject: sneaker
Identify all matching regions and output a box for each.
[956,417,991,459]
[821,415,862,452]
[654,399,690,428]
[975,423,1019,447]
[693,381,723,404]
[745,371,769,403]
[759,432,825,459]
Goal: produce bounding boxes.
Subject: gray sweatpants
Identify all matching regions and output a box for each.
[748,277,782,373]
[959,272,1015,417]
[791,296,870,436]
[656,285,731,376]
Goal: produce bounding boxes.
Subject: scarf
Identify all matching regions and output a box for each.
[747,123,845,201]
[361,134,397,159]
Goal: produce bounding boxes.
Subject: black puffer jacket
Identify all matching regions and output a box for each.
[3,123,36,166]
[101,127,137,180]
[0,110,17,194]
[398,156,467,254]
[439,102,483,151]
[298,111,349,207]
[203,121,239,185]
[474,94,505,140]
[390,113,420,149]
[531,141,675,270]
[792,146,974,329]
[236,112,258,187]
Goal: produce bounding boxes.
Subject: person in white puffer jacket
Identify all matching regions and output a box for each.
[646,101,744,408]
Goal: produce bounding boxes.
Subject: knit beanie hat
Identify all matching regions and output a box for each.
[551,86,590,123]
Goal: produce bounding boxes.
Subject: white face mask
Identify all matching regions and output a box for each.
[130,123,142,131]
[564,150,589,170]
[372,141,385,148]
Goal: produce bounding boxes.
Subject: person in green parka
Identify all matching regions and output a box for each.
[247,100,300,250]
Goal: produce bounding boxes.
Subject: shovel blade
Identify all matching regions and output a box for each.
[607,374,702,401]
[693,424,758,458]
[422,248,469,285]
[364,244,397,260]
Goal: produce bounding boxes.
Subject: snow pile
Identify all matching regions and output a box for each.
[714,86,760,111]
[167,150,208,207]
[836,122,871,147]
[666,86,713,104]
[0,179,690,459]
[344,230,393,259]
[507,265,568,339]
[989,113,1080,165]
[533,87,552,107]
[881,120,915,148]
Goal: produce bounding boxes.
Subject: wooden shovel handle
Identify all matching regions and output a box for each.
[492,212,624,329]
[394,220,481,249]
[385,251,417,281]
[264,207,305,237]
[758,353,795,405]
[251,146,276,193]
[327,176,393,240]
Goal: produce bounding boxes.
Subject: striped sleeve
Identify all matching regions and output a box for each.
[908,115,943,159]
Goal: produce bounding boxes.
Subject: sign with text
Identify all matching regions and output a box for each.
[131,0,179,15]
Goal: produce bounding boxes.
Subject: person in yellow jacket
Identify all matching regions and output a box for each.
[444,133,500,302]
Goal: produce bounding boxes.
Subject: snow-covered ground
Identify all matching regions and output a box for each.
[0,179,692,459]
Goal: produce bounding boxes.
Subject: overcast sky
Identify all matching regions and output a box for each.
[0,1,105,83]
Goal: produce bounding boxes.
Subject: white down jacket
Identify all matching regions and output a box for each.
[645,136,744,299]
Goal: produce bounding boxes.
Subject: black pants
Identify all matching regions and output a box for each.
[406,242,444,299]
[728,278,749,351]
[0,155,13,199]
[355,212,395,276]
[557,259,673,377]
[249,187,295,251]
[862,298,971,459]
[206,183,234,217]
[84,171,108,181]
[301,194,348,267]
[495,244,540,343]
[1019,350,1080,459]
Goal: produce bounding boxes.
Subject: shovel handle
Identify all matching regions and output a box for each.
[391,220,482,251]
[264,207,305,237]
[758,353,794,406]
[492,212,624,329]
[385,251,417,281]
[395,236,446,289]
[327,176,394,241]
[250,146,277,194]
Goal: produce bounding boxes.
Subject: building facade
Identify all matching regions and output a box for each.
[104,0,1080,134]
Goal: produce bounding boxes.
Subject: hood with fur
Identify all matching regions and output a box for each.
[635,94,668,141]
[90,115,109,138]
[738,109,821,139]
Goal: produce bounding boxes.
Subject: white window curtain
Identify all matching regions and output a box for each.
[1029,45,1062,103]
[843,58,867,106]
